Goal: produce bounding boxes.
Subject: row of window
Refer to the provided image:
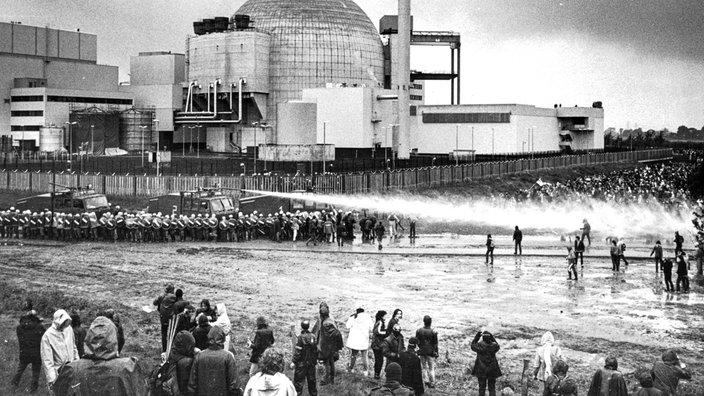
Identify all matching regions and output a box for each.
[10,125,42,131]
[422,113,511,124]
[410,95,423,101]
[47,96,133,105]
[11,110,44,117]
[11,96,44,102]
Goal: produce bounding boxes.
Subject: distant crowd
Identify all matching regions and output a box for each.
[11,286,695,396]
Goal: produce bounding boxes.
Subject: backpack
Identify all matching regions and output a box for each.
[149,360,176,396]
[159,294,176,320]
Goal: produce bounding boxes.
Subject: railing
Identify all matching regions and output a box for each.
[0,149,673,199]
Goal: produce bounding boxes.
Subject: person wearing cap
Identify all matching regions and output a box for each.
[346,303,374,375]
[635,371,663,396]
[471,330,502,396]
[291,320,318,396]
[312,301,343,385]
[399,337,424,395]
[369,362,414,396]
[382,323,405,367]
[52,316,148,396]
[249,315,275,376]
[416,315,439,389]
[586,356,628,396]
[40,309,79,389]
[187,326,243,396]
[651,350,691,396]
[11,310,45,392]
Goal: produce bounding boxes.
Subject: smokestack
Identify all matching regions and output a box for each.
[396,0,411,159]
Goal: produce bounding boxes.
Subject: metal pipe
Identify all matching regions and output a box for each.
[175,77,245,123]
[214,79,220,118]
[207,83,212,114]
[185,81,195,113]
[376,95,399,100]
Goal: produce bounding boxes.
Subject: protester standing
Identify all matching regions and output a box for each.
[371,310,388,379]
[214,303,232,352]
[314,302,343,385]
[513,226,523,255]
[41,309,79,391]
[586,356,628,396]
[471,330,502,396]
[192,313,213,351]
[244,349,296,395]
[382,324,406,366]
[610,240,621,272]
[651,350,691,396]
[634,371,663,396]
[662,259,675,292]
[249,316,275,376]
[387,309,403,337]
[650,241,664,273]
[369,362,414,396]
[345,304,374,376]
[581,219,591,246]
[532,331,563,386]
[291,320,318,396]
[675,253,690,293]
[674,231,684,256]
[415,315,438,389]
[486,234,495,264]
[566,247,578,281]
[574,236,585,269]
[153,283,177,352]
[187,326,243,396]
[399,337,425,396]
[11,310,45,393]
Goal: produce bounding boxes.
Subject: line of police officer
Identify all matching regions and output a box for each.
[0,207,361,245]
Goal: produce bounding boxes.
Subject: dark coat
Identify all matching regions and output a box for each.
[292,330,317,367]
[17,318,45,363]
[586,368,628,396]
[187,327,242,396]
[369,381,414,396]
[192,323,212,351]
[167,331,196,396]
[317,316,343,359]
[399,349,425,396]
[471,332,502,378]
[415,327,438,357]
[73,325,87,358]
[382,333,405,363]
[249,327,274,363]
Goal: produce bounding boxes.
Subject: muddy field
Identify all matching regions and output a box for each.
[1,235,702,395]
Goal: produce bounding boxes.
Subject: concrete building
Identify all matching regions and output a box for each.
[0,22,133,150]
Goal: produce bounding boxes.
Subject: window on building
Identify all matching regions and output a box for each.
[422,112,511,124]
[11,96,44,102]
[11,110,44,117]
[47,95,133,105]
[410,95,423,101]
[11,125,42,131]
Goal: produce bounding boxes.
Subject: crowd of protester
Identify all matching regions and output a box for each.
[11,288,696,395]
[519,163,694,206]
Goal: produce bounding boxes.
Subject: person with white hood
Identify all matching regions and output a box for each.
[243,349,296,396]
[40,309,79,390]
[345,303,374,376]
[214,303,232,352]
[532,331,564,386]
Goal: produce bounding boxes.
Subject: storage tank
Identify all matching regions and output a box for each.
[39,126,64,152]
[193,21,206,35]
[203,19,215,33]
[119,110,153,152]
[214,17,230,32]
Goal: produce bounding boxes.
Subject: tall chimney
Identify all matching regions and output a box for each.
[396,0,411,159]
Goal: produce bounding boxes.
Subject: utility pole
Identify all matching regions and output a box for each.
[323,121,328,174]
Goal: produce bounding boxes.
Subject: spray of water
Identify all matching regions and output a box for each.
[244,189,694,238]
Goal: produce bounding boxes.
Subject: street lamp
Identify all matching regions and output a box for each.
[153,119,160,176]
[139,125,148,168]
[64,121,77,169]
[323,121,328,175]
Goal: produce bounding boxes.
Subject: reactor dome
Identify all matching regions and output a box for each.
[234,0,384,121]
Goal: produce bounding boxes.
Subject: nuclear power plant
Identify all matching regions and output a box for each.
[0,0,604,163]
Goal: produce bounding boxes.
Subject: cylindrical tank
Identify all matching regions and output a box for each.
[203,19,215,33]
[234,14,250,29]
[119,110,153,152]
[39,126,64,152]
[193,21,205,35]
[214,17,229,32]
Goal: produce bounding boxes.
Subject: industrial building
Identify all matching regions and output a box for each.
[1,0,604,160]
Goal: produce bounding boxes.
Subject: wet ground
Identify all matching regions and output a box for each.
[1,233,702,395]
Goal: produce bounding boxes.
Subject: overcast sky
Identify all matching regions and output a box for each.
[4,0,704,130]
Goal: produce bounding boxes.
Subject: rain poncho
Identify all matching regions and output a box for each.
[652,350,692,396]
[40,309,79,384]
[187,326,242,396]
[213,303,232,352]
[345,311,374,351]
[52,316,147,396]
[532,331,563,381]
[243,372,297,396]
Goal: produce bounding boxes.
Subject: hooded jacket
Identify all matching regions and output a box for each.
[471,331,502,379]
[533,331,564,381]
[166,330,196,396]
[214,303,232,351]
[187,326,242,396]
[243,372,297,396]
[314,303,343,359]
[652,350,691,396]
[345,310,373,351]
[17,312,45,363]
[52,316,148,396]
[586,360,628,396]
[41,309,79,384]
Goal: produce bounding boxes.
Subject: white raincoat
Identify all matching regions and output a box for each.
[40,309,79,384]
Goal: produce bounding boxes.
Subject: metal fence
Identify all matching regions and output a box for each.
[0,149,673,200]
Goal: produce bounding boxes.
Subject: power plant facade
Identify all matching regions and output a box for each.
[1,0,604,158]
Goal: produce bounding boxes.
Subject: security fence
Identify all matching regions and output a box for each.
[0,149,673,200]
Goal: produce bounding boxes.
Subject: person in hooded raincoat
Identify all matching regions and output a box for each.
[243,349,296,395]
[187,326,243,396]
[214,303,232,352]
[586,356,628,396]
[11,310,45,393]
[532,331,564,383]
[345,303,374,376]
[41,309,79,389]
[471,330,502,396]
[311,301,343,385]
[163,330,197,396]
[651,350,691,396]
[52,316,148,396]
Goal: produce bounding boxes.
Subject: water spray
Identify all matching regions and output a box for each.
[243,189,694,239]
